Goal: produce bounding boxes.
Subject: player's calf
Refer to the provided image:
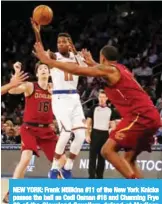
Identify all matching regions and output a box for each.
[51,131,71,172]
[101,139,137,179]
[3,191,9,203]
[13,150,33,178]
[124,151,143,178]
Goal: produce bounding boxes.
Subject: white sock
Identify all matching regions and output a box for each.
[64,158,74,170]
[51,159,60,170]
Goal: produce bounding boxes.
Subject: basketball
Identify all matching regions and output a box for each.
[33,5,53,25]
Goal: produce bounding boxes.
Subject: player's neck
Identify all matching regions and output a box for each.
[105,60,117,66]
[60,52,70,58]
[99,103,107,107]
[37,80,48,90]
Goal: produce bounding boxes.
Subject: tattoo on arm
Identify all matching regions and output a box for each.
[95,64,106,70]
[96,64,116,73]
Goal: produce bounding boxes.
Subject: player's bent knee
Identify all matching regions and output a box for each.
[55,131,71,155]
[101,139,119,159]
[70,128,86,155]
[101,145,109,159]
[124,152,136,163]
[124,154,131,162]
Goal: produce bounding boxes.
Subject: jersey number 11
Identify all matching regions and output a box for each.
[64,72,73,81]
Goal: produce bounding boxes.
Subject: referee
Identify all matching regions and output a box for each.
[86,90,115,179]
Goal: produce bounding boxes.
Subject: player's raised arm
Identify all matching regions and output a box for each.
[31,18,56,60]
[1,71,28,95]
[8,62,32,96]
[34,42,117,77]
[31,18,42,44]
[68,37,77,55]
[81,49,98,66]
[1,61,29,95]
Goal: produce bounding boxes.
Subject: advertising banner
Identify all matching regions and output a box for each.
[1,145,162,178]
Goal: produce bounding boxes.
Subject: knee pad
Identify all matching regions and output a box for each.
[55,131,71,155]
[70,129,86,155]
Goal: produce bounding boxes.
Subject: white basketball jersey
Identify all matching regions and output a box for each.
[50,52,85,90]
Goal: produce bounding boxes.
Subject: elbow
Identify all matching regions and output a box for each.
[8,89,17,94]
[8,90,14,94]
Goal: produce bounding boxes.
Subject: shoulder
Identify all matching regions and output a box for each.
[23,82,34,97]
[69,52,74,56]
[26,82,33,87]
[55,52,59,55]
[19,81,33,89]
[106,106,112,113]
[53,52,60,59]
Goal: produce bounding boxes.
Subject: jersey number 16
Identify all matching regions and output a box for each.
[38,102,49,112]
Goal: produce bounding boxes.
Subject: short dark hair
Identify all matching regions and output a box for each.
[58,32,71,39]
[98,89,106,96]
[100,45,118,61]
[35,61,48,74]
[35,61,42,74]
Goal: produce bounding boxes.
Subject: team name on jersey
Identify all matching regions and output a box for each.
[35,93,51,99]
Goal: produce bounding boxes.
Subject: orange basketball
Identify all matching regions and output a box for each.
[33,5,53,25]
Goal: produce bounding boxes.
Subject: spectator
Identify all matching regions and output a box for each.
[2,127,15,144]
[148,49,158,66]
[133,61,152,78]
[156,93,162,111]
[89,84,100,99]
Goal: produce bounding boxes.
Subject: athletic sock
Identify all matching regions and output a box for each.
[64,158,74,170]
[51,159,60,170]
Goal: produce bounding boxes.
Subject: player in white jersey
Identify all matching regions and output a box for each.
[31,19,87,179]
[49,33,87,179]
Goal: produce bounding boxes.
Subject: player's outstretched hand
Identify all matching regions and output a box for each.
[13,61,22,74]
[81,49,97,66]
[10,71,29,87]
[33,42,51,64]
[68,37,77,54]
[30,17,40,33]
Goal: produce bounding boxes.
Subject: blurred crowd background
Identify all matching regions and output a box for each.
[1,2,162,145]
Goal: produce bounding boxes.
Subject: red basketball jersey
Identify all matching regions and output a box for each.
[105,63,155,117]
[23,82,53,124]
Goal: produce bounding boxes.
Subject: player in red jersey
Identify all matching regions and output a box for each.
[34,42,161,179]
[3,62,65,203]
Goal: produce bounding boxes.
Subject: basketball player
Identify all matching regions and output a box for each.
[31,19,87,179]
[3,62,65,203]
[34,42,161,179]
[1,71,28,95]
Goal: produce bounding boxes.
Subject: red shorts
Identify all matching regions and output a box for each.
[20,123,58,161]
[110,108,161,152]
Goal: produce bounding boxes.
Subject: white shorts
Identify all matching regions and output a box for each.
[52,94,85,132]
